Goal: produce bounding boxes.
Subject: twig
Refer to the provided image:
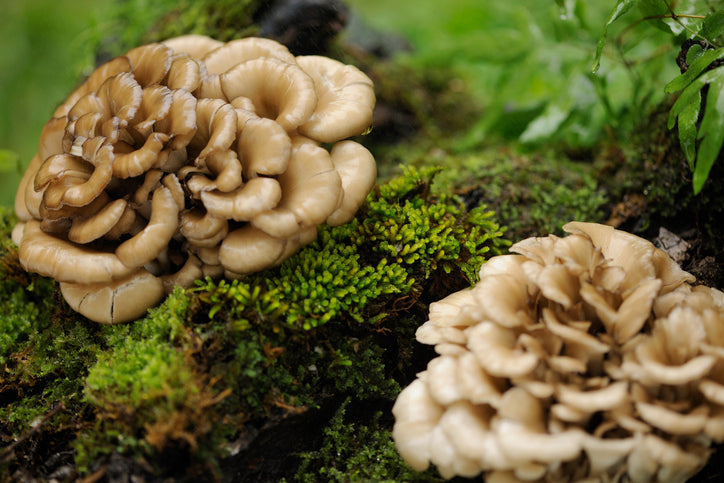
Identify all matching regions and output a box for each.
[0,402,65,464]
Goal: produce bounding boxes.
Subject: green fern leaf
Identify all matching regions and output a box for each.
[593,0,639,73]
[693,73,724,193]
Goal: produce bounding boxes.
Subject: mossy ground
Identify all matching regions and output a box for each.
[3,1,724,481]
[0,167,506,481]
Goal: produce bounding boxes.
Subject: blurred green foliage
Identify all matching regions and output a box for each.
[594,0,724,194]
[3,0,714,209]
[0,0,117,207]
[346,0,680,150]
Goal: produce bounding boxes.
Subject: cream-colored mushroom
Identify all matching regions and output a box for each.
[14,35,377,324]
[326,141,376,226]
[53,56,133,118]
[237,115,292,178]
[202,37,296,74]
[392,376,444,472]
[112,132,169,178]
[250,207,301,239]
[161,255,204,293]
[467,322,539,378]
[68,198,128,244]
[190,98,237,161]
[17,118,71,220]
[220,57,317,131]
[201,177,282,221]
[162,34,224,60]
[60,143,114,207]
[472,273,536,328]
[274,135,342,225]
[115,186,180,268]
[392,223,723,481]
[218,226,287,275]
[132,85,173,137]
[201,150,243,193]
[155,89,197,151]
[125,43,173,87]
[164,54,202,92]
[18,220,134,284]
[60,268,164,324]
[296,55,375,143]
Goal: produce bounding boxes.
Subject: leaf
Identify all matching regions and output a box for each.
[665,47,724,93]
[685,44,705,66]
[635,0,667,16]
[0,149,20,172]
[693,74,724,193]
[592,0,639,73]
[636,0,674,34]
[667,74,705,129]
[701,10,724,42]
[677,89,701,170]
[519,102,572,144]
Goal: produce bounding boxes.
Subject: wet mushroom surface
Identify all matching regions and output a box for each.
[12,35,376,324]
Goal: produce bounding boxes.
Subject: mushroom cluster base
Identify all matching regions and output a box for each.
[393,221,724,482]
[12,35,377,323]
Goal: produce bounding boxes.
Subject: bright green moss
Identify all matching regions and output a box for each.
[199,165,507,331]
[85,339,195,415]
[0,208,100,440]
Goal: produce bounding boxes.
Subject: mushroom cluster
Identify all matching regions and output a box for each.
[12,35,376,324]
[392,222,724,482]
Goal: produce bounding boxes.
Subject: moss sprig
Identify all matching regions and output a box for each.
[198,165,507,330]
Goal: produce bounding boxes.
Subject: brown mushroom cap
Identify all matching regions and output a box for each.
[115,186,180,268]
[393,222,721,482]
[60,268,164,324]
[162,34,223,60]
[220,57,317,131]
[296,55,375,143]
[14,35,376,323]
[326,141,376,226]
[18,219,134,284]
[202,37,296,74]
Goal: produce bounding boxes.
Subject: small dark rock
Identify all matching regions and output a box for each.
[256,0,349,55]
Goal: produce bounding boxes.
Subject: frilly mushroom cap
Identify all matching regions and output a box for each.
[161,34,224,60]
[13,35,377,323]
[295,56,375,143]
[60,269,165,324]
[393,222,723,481]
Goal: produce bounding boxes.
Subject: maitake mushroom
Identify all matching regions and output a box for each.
[392,222,724,482]
[12,35,376,324]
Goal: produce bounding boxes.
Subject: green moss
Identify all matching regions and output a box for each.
[0,210,100,441]
[294,398,441,482]
[95,0,262,59]
[143,0,261,45]
[2,165,507,479]
[199,165,507,332]
[86,339,194,414]
[429,148,609,240]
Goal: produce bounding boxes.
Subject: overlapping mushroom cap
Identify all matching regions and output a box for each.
[392,222,724,482]
[13,35,376,324]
